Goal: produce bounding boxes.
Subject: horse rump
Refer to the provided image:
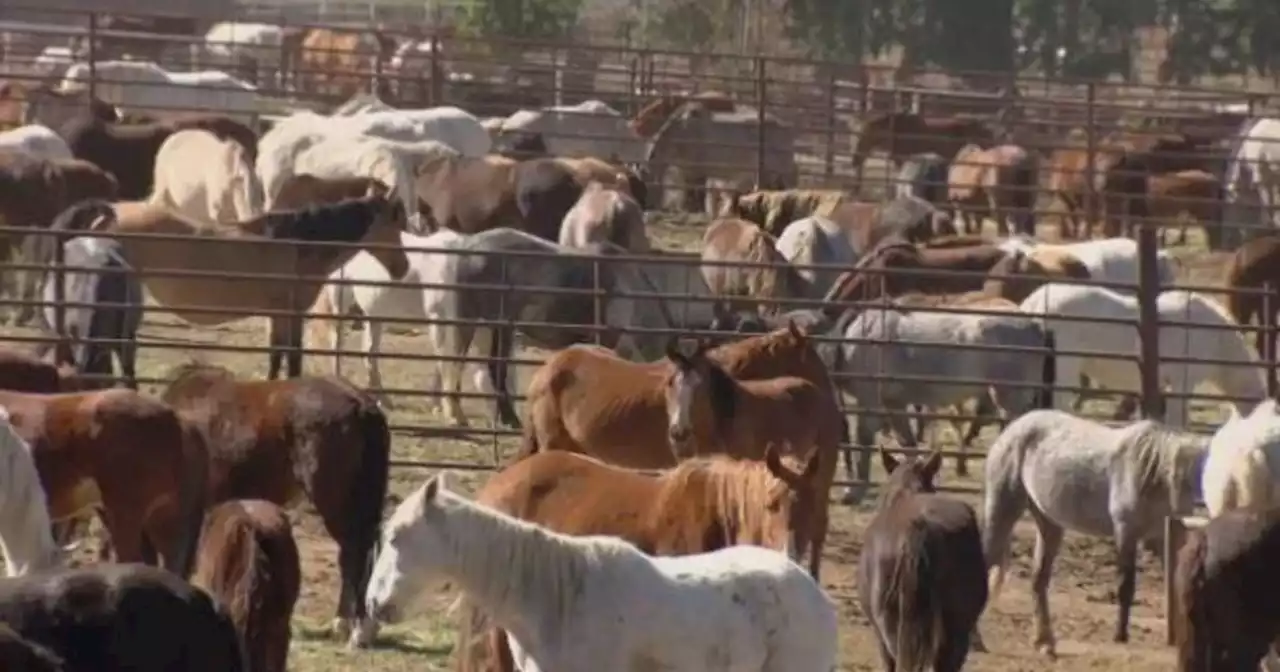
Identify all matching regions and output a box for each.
[891,527,945,671]
[1174,527,1210,671]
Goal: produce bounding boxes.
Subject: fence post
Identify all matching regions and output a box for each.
[1136,206,1162,421]
[1266,281,1277,399]
[1084,82,1097,234]
[428,33,442,106]
[87,12,98,108]
[755,56,767,190]
[824,67,837,181]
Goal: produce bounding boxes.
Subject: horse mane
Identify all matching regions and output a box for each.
[696,356,739,436]
[254,195,386,242]
[1122,421,1209,509]
[160,361,239,405]
[659,457,784,542]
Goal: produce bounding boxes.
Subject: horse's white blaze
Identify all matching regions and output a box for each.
[666,367,700,442]
[367,473,839,672]
[1203,398,1280,516]
[0,407,63,576]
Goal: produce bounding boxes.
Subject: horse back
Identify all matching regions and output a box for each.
[0,349,62,393]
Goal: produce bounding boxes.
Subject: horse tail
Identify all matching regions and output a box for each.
[894,530,942,671]
[350,400,391,631]
[174,416,210,579]
[1037,329,1056,409]
[1174,529,1210,671]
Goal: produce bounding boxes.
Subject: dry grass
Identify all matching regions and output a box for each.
[0,211,1242,671]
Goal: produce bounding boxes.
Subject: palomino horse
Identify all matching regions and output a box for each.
[0,388,207,578]
[519,323,846,568]
[160,363,389,649]
[192,500,300,672]
[95,190,408,379]
[367,473,839,672]
[1173,508,1280,671]
[860,448,987,671]
[455,448,825,672]
[983,410,1207,656]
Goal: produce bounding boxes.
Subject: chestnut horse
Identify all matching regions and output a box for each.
[455,447,824,672]
[159,362,389,649]
[1223,233,1280,359]
[519,322,844,574]
[0,388,207,578]
[192,499,301,672]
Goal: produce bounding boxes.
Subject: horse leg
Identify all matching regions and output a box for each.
[438,323,476,428]
[957,393,999,478]
[361,319,395,410]
[1112,522,1140,644]
[286,316,305,378]
[488,326,521,430]
[116,340,139,390]
[267,316,285,380]
[318,509,379,648]
[1027,507,1064,657]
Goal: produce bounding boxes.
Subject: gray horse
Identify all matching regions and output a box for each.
[429,226,672,428]
[36,235,143,389]
[823,305,1056,489]
[982,409,1207,657]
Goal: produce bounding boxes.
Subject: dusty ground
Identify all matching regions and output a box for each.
[0,213,1235,671]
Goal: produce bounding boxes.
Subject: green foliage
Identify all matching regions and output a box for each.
[456,0,585,41]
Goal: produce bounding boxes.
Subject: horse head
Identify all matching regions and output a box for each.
[760,444,823,564]
[879,447,943,501]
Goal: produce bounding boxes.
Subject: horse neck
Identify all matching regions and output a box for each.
[435,495,599,642]
[692,464,772,546]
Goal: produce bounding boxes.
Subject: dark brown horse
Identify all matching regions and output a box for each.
[192,500,301,672]
[455,447,824,672]
[1223,233,1280,359]
[0,389,207,577]
[1174,508,1280,671]
[0,563,247,671]
[858,448,987,671]
[160,362,389,648]
[851,112,994,188]
[0,623,64,671]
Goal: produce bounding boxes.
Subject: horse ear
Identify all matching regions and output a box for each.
[921,449,943,482]
[763,444,784,477]
[422,473,443,504]
[879,447,899,474]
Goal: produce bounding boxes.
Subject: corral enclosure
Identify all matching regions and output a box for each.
[0,2,1278,670]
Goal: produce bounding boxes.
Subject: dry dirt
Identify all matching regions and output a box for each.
[0,214,1237,671]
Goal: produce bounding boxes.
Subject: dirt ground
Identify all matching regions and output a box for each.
[0,214,1235,671]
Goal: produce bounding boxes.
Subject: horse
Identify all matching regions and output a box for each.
[821,237,1008,316]
[0,406,71,576]
[1173,508,1280,671]
[366,472,839,672]
[496,100,647,165]
[700,218,810,316]
[851,112,993,187]
[0,125,71,161]
[895,152,950,206]
[982,409,1208,656]
[840,195,957,255]
[982,246,1092,304]
[0,348,67,394]
[859,448,987,671]
[149,129,262,224]
[454,448,825,672]
[1223,233,1280,358]
[1201,398,1280,516]
[1149,170,1225,248]
[557,180,649,252]
[1223,117,1280,248]
[160,362,389,648]
[947,143,1038,236]
[12,196,121,329]
[823,301,1056,479]
[58,61,258,126]
[1018,282,1265,426]
[38,232,143,389]
[0,623,64,671]
[92,191,408,379]
[191,500,301,672]
[774,216,856,299]
[720,188,849,236]
[0,563,247,671]
[0,388,207,578]
[997,236,1180,291]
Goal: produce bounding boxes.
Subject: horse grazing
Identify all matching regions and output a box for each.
[0,407,71,576]
[191,500,301,672]
[368,473,839,672]
[160,362,389,648]
[983,410,1207,655]
[520,323,845,561]
[852,112,993,186]
[455,448,825,672]
[947,143,1038,235]
[0,388,207,577]
[859,448,987,671]
[1173,508,1280,671]
[701,217,809,315]
[95,191,408,379]
[0,564,247,671]
[1201,398,1280,516]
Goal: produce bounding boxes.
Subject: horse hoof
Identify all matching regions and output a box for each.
[839,486,865,506]
[331,617,352,641]
[1113,632,1128,644]
[1035,641,1057,659]
[347,618,379,650]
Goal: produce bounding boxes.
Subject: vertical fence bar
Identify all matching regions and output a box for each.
[1137,211,1162,421]
[87,12,98,107]
[1084,82,1097,235]
[52,227,66,351]
[1266,282,1277,399]
[1164,515,1186,646]
[755,55,766,190]
[824,68,837,181]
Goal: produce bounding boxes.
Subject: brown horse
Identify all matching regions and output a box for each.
[1149,169,1225,248]
[295,28,394,99]
[0,348,67,393]
[859,448,988,671]
[95,191,407,378]
[1174,508,1280,671]
[519,323,843,574]
[629,91,736,138]
[947,143,1038,236]
[1223,233,1280,359]
[700,217,809,315]
[851,112,994,188]
[159,362,389,648]
[192,499,301,672]
[0,388,207,577]
[455,448,824,672]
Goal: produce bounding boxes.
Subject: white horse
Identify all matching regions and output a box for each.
[1019,282,1265,425]
[498,100,646,164]
[1202,397,1280,516]
[202,22,285,86]
[0,406,73,576]
[0,124,72,161]
[1224,117,1280,246]
[774,215,856,298]
[149,129,262,224]
[997,236,1179,290]
[59,61,258,125]
[365,472,839,672]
